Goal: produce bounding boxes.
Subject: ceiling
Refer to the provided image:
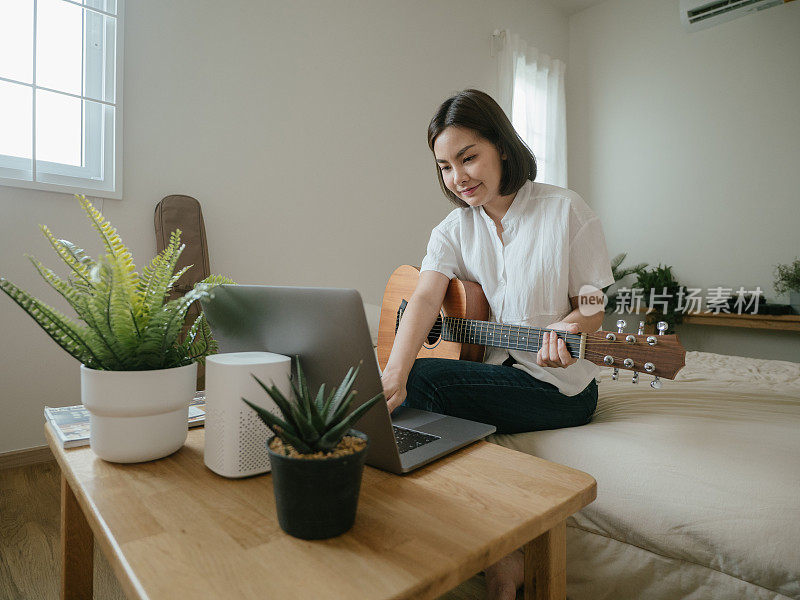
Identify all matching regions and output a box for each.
[547,0,608,16]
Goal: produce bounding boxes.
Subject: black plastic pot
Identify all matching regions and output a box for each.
[266,429,369,540]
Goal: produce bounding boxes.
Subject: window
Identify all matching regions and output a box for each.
[510,57,567,188]
[498,31,567,188]
[511,71,548,180]
[0,0,123,198]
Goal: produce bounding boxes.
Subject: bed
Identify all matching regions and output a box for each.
[362,304,799,597]
[488,351,800,600]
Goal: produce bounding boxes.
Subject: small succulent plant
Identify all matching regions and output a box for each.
[243,357,384,455]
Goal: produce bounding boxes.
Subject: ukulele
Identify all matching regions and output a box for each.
[377,265,686,387]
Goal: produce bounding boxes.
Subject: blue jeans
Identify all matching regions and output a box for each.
[403,358,598,434]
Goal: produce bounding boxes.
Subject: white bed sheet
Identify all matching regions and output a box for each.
[489,351,800,599]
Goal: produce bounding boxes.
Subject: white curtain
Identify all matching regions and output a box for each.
[497,30,567,188]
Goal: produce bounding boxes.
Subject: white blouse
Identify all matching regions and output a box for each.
[419,180,615,396]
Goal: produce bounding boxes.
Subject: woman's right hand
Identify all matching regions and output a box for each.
[381,368,407,414]
[380,270,449,414]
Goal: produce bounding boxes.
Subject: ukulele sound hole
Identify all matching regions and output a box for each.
[396,301,442,348]
[426,313,443,346]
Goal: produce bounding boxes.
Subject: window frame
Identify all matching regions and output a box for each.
[0,0,124,199]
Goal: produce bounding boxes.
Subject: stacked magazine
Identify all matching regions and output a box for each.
[45,391,206,448]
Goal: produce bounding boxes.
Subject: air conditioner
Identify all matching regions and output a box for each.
[680,0,793,31]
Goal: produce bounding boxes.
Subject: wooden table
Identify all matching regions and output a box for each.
[47,425,596,600]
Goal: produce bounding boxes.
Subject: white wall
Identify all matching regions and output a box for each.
[0,1,568,453]
[568,0,800,362]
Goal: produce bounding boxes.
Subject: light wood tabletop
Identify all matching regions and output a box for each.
[47,424,596,600]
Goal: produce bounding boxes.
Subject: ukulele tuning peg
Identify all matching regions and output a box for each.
[657,321,668,335]
[637,321,645,335]
[650,376,662,389]
[616,319,626,333]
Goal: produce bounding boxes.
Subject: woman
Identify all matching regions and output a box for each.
[380,89,615,599]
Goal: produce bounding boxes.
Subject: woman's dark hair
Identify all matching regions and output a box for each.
[427,89,536,207]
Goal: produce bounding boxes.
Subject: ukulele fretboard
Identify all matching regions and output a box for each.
[437,317,583,357]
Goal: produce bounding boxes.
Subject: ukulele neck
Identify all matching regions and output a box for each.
[440,316,584,358]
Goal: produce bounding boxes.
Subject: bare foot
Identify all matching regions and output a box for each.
[485,549,524,600]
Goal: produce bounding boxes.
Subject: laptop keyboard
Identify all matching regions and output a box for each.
[392,425,441,454]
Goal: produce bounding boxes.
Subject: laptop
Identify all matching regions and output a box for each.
[200,285,496,474]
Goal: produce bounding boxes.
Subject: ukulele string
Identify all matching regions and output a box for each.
[431,317,584,357]
[424,318,669,365]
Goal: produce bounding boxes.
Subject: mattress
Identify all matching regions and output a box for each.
[489,351,800,600]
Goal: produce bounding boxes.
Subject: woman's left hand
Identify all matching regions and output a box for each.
[537,321,581,368]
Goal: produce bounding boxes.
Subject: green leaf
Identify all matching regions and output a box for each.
[327,390,357,426]
[0,278,109,369]
[183,313,217,362]
[78,260,131,368]
[306,384,326,434]
[135,251,165,319]
[241,397,294,437]
[168,264,192,287]
[314,382,327,412]
[241,398,313,454]
[251,374,303,434]
[290,357,327,441]
[107,255,141,352]
[287,373,305,414]
[317,392,384,449]
[139,286,208,368]
[308,383,329,433]
[292,356,316,425]
[320,384,339,420]
[610,253,626,270]
[608,253,648,287]
[77,195,139,296]
[296,356,311,406]
[272,426,314,455]
[59,240,96,273]
[288,401,319,444]
[198,275,236,286]
[252,374,318,445]
[140,231,184,321]
[181,312,204,350]
[39,226,95,286]
[327,364,361,419]
[26,255,87,318]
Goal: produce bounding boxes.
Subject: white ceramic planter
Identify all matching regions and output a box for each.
[81,362,198,463]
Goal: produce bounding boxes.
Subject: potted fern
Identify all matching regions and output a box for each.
[774,258,800,314]
[632,264,685,334]
[243,357,383,540]
[0,195,232,463]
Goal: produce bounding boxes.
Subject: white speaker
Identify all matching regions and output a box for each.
[204,352,292,478]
